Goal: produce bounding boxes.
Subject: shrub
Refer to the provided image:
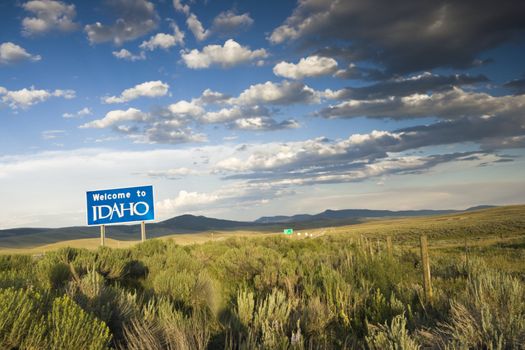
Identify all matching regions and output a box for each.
[366,313,420,350]
[430,262,525,348]
[48,295,112,350]
[0,288,46,348]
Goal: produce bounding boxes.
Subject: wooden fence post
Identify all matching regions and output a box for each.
[141,221,146,242]
[100,225,105,247]
[420,235,433,303]
[464,237,469,272]
[386,236,393,257]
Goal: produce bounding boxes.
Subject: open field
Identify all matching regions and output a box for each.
[3,205,524,272]
[0,205,524,349]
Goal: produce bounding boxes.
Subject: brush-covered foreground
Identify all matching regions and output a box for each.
[0,239,524,349]
[0,206,524,349]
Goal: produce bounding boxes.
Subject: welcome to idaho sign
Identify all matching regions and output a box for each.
[86,185,154,225]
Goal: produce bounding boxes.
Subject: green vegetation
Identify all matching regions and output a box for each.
[0,205,524,349]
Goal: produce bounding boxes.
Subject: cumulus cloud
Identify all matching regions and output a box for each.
[157,190,219,211]
[140,23,184,50]
[200,105,264,123]
[186,13,211,41]
[156,181,290,213]
[0,86,75,109]
[112,48,146,61]
[210,10,254,36]
[80,108,149,128]
[167,100,205,118]
[140,122,207,144]
[215,131,399,173]
[196,89,231,105]
[85,0,159,45]
[63,107,92,118]
[318,87,525,120]
[103,80,169,104]
[22,0,78,36]
[214,122,520,187]
[233,80,319,105]
[175,0,253,42]
[0,42,41,64]
[330,73,489,100]
[269,0,525,74]
[180,39,267,68]
[273,55,338,79]
[172,0,189,16]
[232,117,299,131]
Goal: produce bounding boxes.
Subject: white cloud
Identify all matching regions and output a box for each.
[140,123,207,144]
[80,108,149,128]
[0,141,522,228]
[197,88,230,105]
[186,13,210,41]
[180,39,267,69]
[168,100,204,117]
[201,106,268,123]
[201,108,241,124]
[173,0,190,16]
[233,80,319,105]
[211,10,254,35]
[0,42,41,64]
[318,87,525,120]
[0,86,75,109]
[63,107,92,118]
[84,0,159,45]
[22,0,78,36]
[140,23,184,50]
[157,190,219,210]
[103,80,169,104]
[215,131,401,173]
[232,117,299,131]
[173,0,252,41]
[273,55,338,79]
[112,49,146,61]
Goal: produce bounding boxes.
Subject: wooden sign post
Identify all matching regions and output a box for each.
[100,225,106,247]
[141,221,146,242]
[420,235,433,303]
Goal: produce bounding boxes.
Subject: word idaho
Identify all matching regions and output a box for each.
[86,185,154,225]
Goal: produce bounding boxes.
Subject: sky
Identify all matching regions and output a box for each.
[1,0,525,229]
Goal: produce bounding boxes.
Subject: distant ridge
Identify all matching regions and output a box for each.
[465,205,497,211]
[253,207,495,224]
[0,205,498,248]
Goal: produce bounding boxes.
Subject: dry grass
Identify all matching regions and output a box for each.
[1,205,524,263]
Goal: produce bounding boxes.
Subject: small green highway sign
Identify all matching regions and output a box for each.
[283,228,293,235]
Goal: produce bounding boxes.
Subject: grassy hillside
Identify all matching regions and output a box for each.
[0,205,523,348]
[2,205,524,255]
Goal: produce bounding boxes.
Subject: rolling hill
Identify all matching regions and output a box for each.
[0,205,498,249]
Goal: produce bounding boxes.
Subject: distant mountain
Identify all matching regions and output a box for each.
[254,208,466,224]
[0,206,498,249]
[156,214,253,231]
[0,214,257,249]
[465,205,497,211]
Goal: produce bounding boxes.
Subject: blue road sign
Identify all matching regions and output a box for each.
[86,185,154,225]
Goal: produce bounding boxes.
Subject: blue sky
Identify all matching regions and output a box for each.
[1,0,525,228]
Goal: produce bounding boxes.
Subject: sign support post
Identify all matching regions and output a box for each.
[100,225,105,247]
[141,221,146,242]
